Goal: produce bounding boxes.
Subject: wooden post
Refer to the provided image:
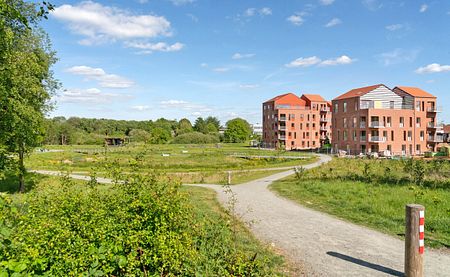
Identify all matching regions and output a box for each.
[227,171,231,185]
[405,204,425,277]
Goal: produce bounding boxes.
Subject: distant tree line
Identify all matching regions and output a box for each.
[43,116,254,145]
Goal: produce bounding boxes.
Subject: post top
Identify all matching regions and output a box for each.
[406,204,425,209]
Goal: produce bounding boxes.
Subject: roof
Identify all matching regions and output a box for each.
[264,93,306,106]
[394,86,436,98]
[333,84,386,100]
[301,94,326,102]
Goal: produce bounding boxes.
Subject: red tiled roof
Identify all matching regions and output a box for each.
[301,94,326,102]
[264,93,306,106]
[395,86,436,98]
[333,84,386,100]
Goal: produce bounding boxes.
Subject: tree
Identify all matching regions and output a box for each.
[177,118,193,135]
[0,1,58,192]
[205,116,220,131]
[129,129,151,143]
[224,118,251,143]
[150,127,171,144]
[194,117,208,134]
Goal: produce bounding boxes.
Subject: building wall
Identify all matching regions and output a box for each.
[332,93,439,156]
[263,100,331,150]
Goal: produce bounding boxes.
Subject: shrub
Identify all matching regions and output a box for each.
[172,132,219,144]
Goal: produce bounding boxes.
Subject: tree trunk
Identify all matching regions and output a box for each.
[18,146,25,193]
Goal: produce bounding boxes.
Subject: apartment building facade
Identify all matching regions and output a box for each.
[262,93,332,150]
[332,84,442,156]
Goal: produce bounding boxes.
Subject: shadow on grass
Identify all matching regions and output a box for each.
[0,171,49,193]
[326,251,404,276]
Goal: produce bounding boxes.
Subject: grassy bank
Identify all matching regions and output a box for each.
[1,172,287,275]
[270,158,450,249]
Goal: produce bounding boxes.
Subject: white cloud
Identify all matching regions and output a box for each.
[52,1,172,45]
[200,63,208,67]
[160,100,212,112]
[244,7,272,17]
[377,49,419,66]
[259,7,272,16]
[287,14,304,26]
[362,0,383,11]
[415,63,450,74]
[239,84,259,89]
[420,4,428,13]
[325,18,342,27]
[232,53,255,59]
[320,55,355,66]
[169,0,195,6]
[213,67,230,73]
[66,66,134,88]
[319,0,335,6]
[131,105,150,111]
[285,56,321,67]
[56,88,131,104]
[125,41,184,54]
[385,24,403,31]
[186,13,198,22]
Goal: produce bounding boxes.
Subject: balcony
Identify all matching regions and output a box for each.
[360,122,367,128]
[428,136,443,143]
[278,135,286,140]
[427,122,443,129]
[320,127,328,132]
[370,136,387,142]
[320,118,330,123]
[427,106,442,113]
[279,125,286,131]
[320,107,330,112]
[369,121,385,128]
[279,116,286,121]
[360,137,367,142]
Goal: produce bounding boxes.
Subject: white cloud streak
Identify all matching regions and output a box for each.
[66,66,134,88]
[325,18,342,27]
[415,63,450,74]
[56,88,132,104]
[170,0,195,6]
[52,1,172,45]
[160,100,212,112]
[320,55,355,66]
[385,24,403,31]
[420,4,428,13]
[125,41,184,54]
[287,14,304,26]
[286,55,355,68]
[232,53,255,59]
[377,49,419,66]
[319,0,335,6]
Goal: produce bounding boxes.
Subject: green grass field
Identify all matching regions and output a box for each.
[26,143,316,184]
[270,158,450,249]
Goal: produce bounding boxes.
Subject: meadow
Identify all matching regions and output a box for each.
[26,143,316,184]
[270,158,450,249]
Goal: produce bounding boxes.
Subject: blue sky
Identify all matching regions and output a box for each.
[43,0,450,125]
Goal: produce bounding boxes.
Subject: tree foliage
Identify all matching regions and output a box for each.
[224,118,251,143]
[172,132,219,144]
[0,0,58,192]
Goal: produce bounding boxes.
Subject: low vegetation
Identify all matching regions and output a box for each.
[0,170,286,275]
[271,158,450,249]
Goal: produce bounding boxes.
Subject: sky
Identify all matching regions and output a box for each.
[42,0,450,125]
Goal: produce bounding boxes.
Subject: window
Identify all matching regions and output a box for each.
[360,131,366,142]
[387,145,392,152]
[383,131,388,140]
[294,132,297,139]
[334,103,338,113]
[416,144,421,153]
[343,118,347,128]
[416,117,421,127]
[312,114,316,121]
[403,131,407,141]
[353,130,357,141]
[312,123,316,129]
[300,123,303,129]
[400,117,404,127]
[391,131,394,141]
[291,123,295,128]
[337,130,340,140]
[387,117,391,127]
[390,101,395,109]
[402,145,406,155]
[343,130,348,141]
[353,117,357,128]
[409,117,413,128]
[416,101,421,111]
[420,131,424,141]
[343,102,347,112]
[355,101,358,111]
[408,131,412,141]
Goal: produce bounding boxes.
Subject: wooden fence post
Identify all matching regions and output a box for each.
[405,204,425,277]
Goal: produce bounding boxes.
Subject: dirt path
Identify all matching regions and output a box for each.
[191,154,450,276]
[31,156,450,276]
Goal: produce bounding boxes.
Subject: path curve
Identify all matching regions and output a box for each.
[191,154,450,276]
[31,155,450,276]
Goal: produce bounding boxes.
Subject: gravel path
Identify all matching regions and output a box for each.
[31,156,450,276]
[191,154,450,276]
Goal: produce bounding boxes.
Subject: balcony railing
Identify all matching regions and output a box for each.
[427,122,443,128]
[320,118,330,122]
[278,135,286,140]
[279,126,286,131]
[279,116,286,121]
[320,127,327,131]
[370,136,387,142]
[360,137,367,142]
[360,122,366,128]
[427,106,442,113]
[360,102,413,110]
[320,107,330,112]
[428,136,443,143]
[369,121,385,128]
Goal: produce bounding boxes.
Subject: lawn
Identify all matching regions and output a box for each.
[270,158,450,249]
[26,143,317,184]
[1,173,288,275]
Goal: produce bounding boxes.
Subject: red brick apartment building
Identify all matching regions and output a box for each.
[332,84,442,156]
[262,93,332,150]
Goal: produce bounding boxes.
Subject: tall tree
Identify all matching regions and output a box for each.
[177,118,193,135]
[0,1,58,192]
[205,116,220,131]
[224,118,251,143]
[193,117,208,134]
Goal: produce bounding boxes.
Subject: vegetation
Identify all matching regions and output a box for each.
[172,132,219,144]
[0,168,286,275]
[224,118,252,143]
[0,0,58,192]
[271,158,450,249]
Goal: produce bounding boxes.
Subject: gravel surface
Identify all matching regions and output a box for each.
[32,156,450,276]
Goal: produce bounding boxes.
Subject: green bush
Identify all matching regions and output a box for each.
[172,132,219,144]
